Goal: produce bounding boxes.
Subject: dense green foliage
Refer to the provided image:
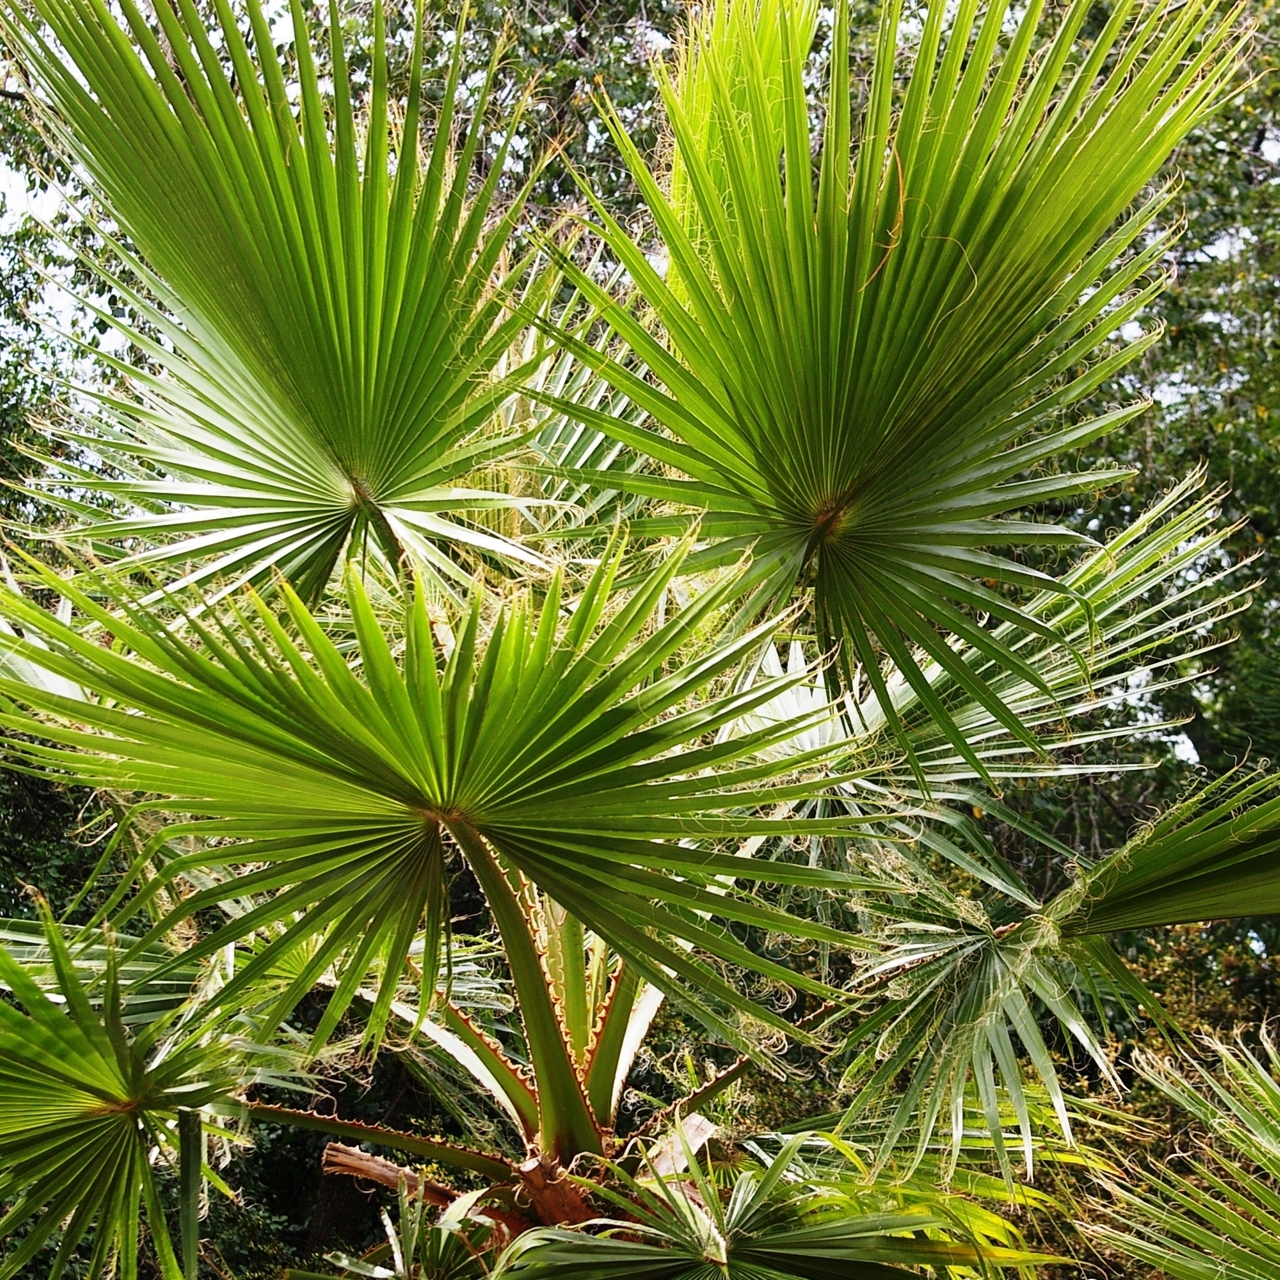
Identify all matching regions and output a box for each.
[2,0,1280,1277]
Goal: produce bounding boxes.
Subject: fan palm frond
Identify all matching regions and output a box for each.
[735,473,1249,790]
[1,0,547,601]
[544,0,1245,778]
[0,909,234,1280]
[0,540,887,1078]
[840,770,1280,1177]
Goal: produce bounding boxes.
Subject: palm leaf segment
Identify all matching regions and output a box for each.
[842,771,1280,1178]
[2,0,543,600]
[0,911,234,1280]
[550,0,1245,776]
[0,542,883,1064]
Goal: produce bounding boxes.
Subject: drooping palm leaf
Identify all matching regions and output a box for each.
[494,1132,1052,1278]
[841,771,1280,1176]
[0,541,888,1096]
[0,0,547,599]
[1084,1038,1280,1279]
[0,910,234,1280]
[543,0,1245,777]
[728,475,1250,930]
[0,917,201,1024]
[853,475,1248,789]
[1066,770,1280,932]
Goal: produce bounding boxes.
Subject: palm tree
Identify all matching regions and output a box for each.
[0,0,1274,1275]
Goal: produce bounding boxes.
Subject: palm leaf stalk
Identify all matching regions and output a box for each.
[542,0,1246,779]
[0,0,550,600]
[257,892,678,1224]
[840,770,1280,1180]
[1083,1037,1280,1279]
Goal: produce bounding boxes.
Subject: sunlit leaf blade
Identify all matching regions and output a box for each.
[0,910,232,1280]
[0,541,886,1059]
[544,0,1246,779]
[1068,770,1280,932]
[524,334,654,542]
[1,0,546,598]
[1085,1039,1280,1279]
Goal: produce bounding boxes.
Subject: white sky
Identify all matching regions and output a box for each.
[0,158,61,232]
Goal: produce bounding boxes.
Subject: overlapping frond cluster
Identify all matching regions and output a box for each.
[0,0,1273,1272]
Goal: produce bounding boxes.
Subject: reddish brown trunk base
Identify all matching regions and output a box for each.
[516,1153,594,1225]
[320,1142,533,1239]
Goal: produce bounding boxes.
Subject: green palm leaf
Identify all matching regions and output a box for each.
[1085,1038,1280,1279]
[0,910,234,1280]
[494,1132,1052,1278]
[289,1176,493,1279]
[0,540,884,1067]
[1,0,546,600]
[543,0,1245,778]
[842,771,1280,1176]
